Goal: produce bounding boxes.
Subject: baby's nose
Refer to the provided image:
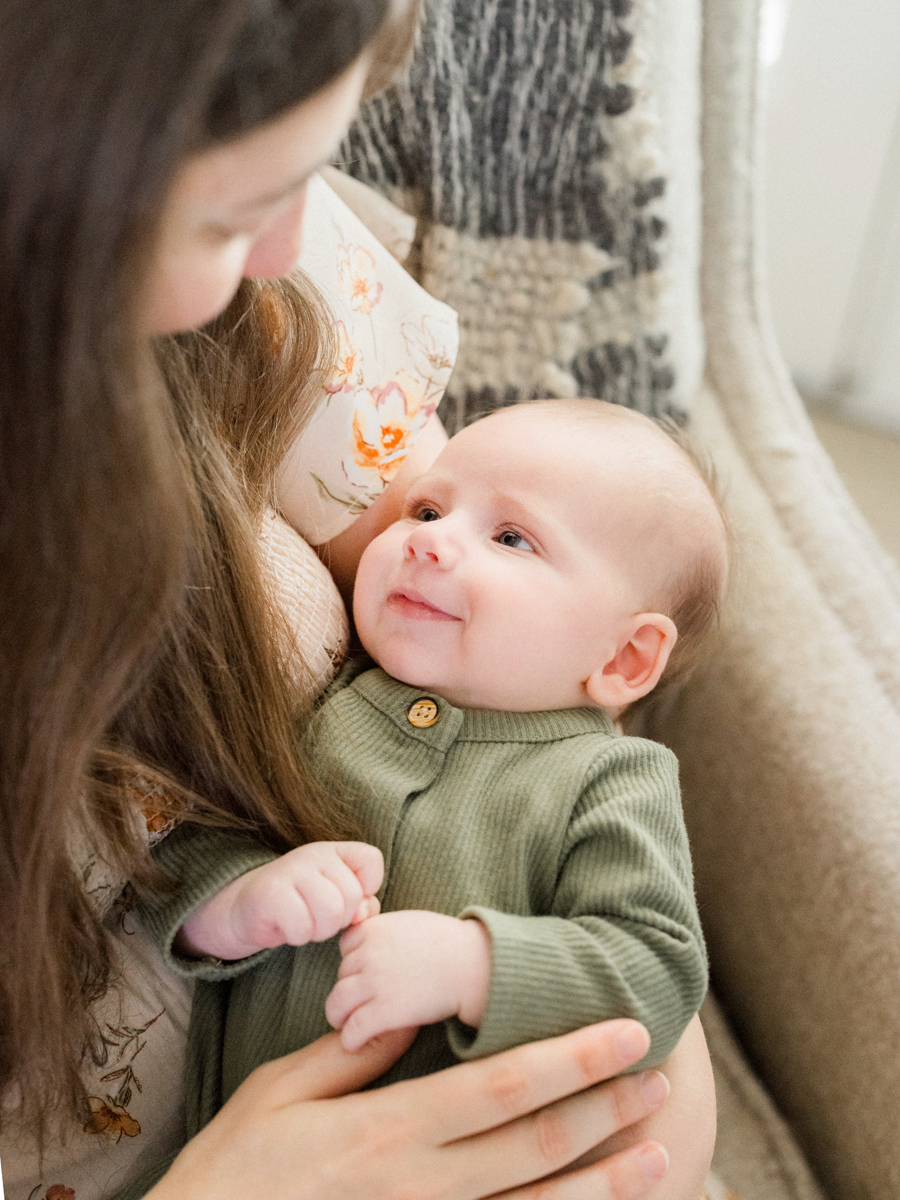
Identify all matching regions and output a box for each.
[404,519,459,568]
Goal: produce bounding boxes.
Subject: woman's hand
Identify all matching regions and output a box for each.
[553,1014,717,1200]
[147,1020,671,1200]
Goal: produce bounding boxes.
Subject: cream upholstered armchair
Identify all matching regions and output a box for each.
[333,1,900,1196]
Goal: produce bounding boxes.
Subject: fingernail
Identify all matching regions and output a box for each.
[639,1143,669,1183]
[639,1069,670,1108]
[615,1022,650,1063]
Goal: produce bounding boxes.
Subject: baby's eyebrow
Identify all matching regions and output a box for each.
[407,471,457,505]
[487,489,552,546]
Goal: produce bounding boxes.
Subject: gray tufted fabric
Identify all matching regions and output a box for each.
[340,0,684,431]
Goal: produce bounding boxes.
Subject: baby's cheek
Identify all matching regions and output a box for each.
[351,546,385,641]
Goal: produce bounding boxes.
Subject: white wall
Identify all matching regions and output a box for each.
[762,0,900,433]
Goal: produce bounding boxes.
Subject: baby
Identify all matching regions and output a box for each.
[142,398,727,1119]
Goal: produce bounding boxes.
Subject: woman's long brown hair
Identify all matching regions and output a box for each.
[114,276,354,852]
[0,0,414,1130]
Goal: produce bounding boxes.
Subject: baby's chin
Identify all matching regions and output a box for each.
[366,650,589,711]
[357,627,597,711]
[368,642,451,698]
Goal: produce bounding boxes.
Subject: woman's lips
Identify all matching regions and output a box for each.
[387,590,461,622]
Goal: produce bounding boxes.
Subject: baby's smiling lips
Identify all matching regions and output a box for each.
[387,589,461,622]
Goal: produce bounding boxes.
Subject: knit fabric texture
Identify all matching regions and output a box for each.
[340,0,685,431]
[137,662,706,1139]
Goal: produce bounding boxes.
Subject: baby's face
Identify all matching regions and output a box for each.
[354,406,682,711]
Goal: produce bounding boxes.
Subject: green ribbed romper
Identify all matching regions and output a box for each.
[140,661,707,1144]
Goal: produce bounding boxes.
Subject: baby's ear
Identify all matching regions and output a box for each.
[585,614,677,709]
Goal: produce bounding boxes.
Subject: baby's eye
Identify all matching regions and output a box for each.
[415,507,441,523]
[495,529,533,552]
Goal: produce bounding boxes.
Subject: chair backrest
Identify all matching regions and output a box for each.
[663,3,900,1197]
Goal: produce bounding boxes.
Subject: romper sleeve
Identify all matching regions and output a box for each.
[277,173,459,546]
[450,736,708,1069]
[136,822,280,983]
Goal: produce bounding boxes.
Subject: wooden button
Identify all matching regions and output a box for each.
[407,698,439,727]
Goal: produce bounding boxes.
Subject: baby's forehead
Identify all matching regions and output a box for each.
[465,402,689,491]
[462,403,716,553]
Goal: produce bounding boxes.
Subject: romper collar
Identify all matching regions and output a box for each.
[347,666,617,747]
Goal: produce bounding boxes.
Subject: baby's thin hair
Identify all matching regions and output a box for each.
[643,413,731,713]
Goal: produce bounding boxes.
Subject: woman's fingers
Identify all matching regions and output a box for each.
[264,1026,418,1102]
[445,1070,670,1198]
[157,1023,669,1200]
[399,1019,652,1145]
[498,1142,670,1200]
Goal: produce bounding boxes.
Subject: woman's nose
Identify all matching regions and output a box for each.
[404,519,461,569]
[242,188,308,279]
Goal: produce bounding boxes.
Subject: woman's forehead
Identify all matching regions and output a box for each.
[166,57,370,228]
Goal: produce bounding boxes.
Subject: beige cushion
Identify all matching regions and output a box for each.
[671,0,900,1192]
[703,995,826,1200]
[653,378,900,1200]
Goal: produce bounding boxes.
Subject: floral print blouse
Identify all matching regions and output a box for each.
[277,173,458,547]
[1,173,458,1200]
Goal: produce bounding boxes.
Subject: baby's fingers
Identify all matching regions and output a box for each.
[324,972,371,1033]
[338,921,366,956]
[332,841,384,897]
[339,1001,395,1052]
[290,872,358,942]
[349,895,381,925]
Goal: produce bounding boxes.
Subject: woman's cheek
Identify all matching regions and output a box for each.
[144,239,250,335]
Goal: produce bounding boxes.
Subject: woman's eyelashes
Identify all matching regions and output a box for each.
[205,223,256,246]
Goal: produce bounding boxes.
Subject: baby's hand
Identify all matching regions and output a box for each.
[179,842,384,962]
[324,911,491,1052]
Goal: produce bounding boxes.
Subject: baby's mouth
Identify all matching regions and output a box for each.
[387,589,461,622]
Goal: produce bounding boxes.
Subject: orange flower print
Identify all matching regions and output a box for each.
[141,802,180,847]
[351,402,407,487]
[346,375,438,493]
[143,809,171,835]
[45,1188,77,1200]
[120,774,182,845]
[326,320,364,394]
[375,370,431,421]
[83,1095,141,1141]
[337,244,383,315]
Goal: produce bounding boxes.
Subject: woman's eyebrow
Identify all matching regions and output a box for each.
[231,172,312,215]
[231,152,336,216]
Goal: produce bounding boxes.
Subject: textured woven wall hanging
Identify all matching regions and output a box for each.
[340,0,686,432]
